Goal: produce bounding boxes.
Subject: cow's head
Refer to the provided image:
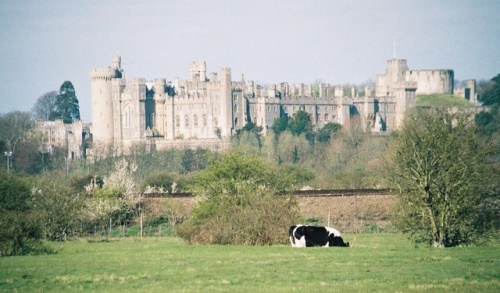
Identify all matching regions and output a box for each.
[329,235,350,247]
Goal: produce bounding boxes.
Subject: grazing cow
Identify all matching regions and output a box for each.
[289,224,349,247]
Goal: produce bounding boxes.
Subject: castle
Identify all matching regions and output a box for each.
[86,56,472,155]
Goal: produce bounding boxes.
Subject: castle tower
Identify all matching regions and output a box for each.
[394,81,417,129]
[376,59,409,96]
[90,55,124,144]
[153,79,167,136]
[220,67,232,137]
[386,59,408,84]
[189,61,207,81]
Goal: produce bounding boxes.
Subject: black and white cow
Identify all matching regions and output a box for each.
[289,224,349,247]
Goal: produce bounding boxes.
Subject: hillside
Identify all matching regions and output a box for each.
[417,94,473,107]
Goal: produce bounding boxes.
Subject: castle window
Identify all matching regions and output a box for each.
[175,115,180,127]
[274,105,277,112]
[203,114,207,126]
[233,94,237,101]
[184,115,189,127]
[213,117,218,127]
[235,117,239,126]
[194,115,198,127]
[234,104,238,112]
[325,114,329,121]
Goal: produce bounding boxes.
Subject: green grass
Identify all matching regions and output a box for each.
[417,94,474,107]
[1,234,499,292]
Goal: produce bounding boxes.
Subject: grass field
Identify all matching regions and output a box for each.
[416,94,474,107]
[1,234,499,292]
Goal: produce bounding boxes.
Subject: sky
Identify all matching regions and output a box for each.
[1,0,499,122]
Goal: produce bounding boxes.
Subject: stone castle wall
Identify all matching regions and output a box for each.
[89,56,454,154]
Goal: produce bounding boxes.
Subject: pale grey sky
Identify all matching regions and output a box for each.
[1,0,499,122]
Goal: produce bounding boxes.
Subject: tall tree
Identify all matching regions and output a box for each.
[54,81,80,123]
[32,90,58,121]
[387,107,498,247]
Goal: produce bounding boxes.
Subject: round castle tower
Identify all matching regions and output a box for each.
[90,55,123,144]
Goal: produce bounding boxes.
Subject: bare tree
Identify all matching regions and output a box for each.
[32,91,58,120]
[0,111,33,153]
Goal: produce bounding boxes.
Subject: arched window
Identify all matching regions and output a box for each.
[184,115,189,127]
[203,114,207,126]
[194,115,198,127]
[213,117,218,127]
[325,113,329,121]
[234,104,238,112]
[235,117,239,126]
[175,115,180,127]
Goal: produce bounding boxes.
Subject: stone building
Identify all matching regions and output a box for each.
[454,79,478,105]
[89,56,446,154]
[34,119,84,159]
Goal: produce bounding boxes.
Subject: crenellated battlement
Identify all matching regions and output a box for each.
[90,67,118,80]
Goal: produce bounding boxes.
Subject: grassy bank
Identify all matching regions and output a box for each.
[1,234,499,292]
[417,94,473,107]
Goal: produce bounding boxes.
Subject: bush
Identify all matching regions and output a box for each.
[31,177,87,241]
[177,192,298,245]
[0,172,48,256]
[177,152,300,245]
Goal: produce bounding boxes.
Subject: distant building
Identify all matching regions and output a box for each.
[455,79,479,105]
[376,59,454,96]
[34,119,85,159]
[88,56,468,154]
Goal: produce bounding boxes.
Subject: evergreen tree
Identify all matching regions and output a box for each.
[54,81,80,123]
[288,110,312,136]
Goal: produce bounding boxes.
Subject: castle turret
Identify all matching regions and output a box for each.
[189,61,207,81]
[112,55,121,70]
[90,55,124,144]
[154,78,166,95]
